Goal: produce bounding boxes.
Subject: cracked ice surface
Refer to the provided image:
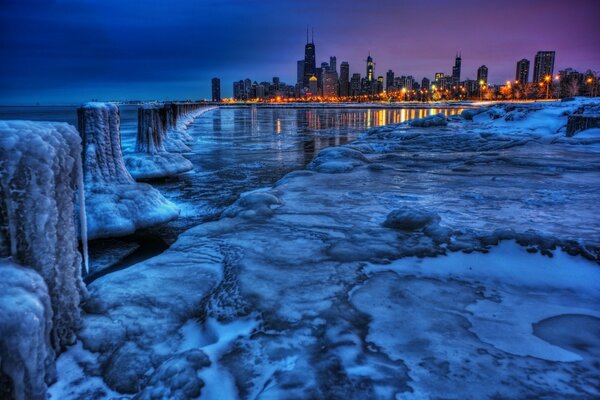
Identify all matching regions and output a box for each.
[58,99,600,399]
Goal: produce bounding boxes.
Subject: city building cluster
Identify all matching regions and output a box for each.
[211,32,598,102]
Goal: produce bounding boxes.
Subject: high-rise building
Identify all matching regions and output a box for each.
[386,70,395,92]
[434,72,445,83]
[366,54,374,82]
[452,53,461,83]
[533,51,555,83]
[303,29,316,86]
[308,75,318,96]
[350,73,361,96]
[233,81,243,100]
[272,77,280,91]
[339,62,350,97]
[515,59,530,84]
[477,65,488,84]
[323,69,339,97]
[255,84,265,98]
[421,77,430,91]
[376,76,384,94]
[244,78,252,97]
[211,78,221,102]
[297,60,304,85]
[329,56,337,74]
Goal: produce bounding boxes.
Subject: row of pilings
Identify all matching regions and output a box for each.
[137,102,209,153]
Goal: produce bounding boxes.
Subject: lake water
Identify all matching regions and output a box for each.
[0,105,463,272]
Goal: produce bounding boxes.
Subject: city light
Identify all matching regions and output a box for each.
[224,42,597,103]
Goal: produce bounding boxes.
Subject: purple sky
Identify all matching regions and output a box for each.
[1,0,599,103]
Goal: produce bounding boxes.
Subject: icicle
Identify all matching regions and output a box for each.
[77,153,89,275]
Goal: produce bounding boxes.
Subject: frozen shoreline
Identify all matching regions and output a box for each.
[53,99,600,399]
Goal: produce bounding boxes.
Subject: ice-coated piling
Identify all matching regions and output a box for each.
[77,102,133,184]
[0,120,88,399]
[77,102,179,239]
[136,105,166,154]
[125,103,214,180]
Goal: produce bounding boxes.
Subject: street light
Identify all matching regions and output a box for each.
[479,80,485,101]
[544,75,552,99]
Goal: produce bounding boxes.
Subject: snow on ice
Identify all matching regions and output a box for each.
[77,103,179,239]
[46,99,600,398]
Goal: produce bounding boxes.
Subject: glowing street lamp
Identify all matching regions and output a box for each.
[544,75,552,99]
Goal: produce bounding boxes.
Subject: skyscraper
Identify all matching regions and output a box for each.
[366,54,374,82]
[376,76,384,94]
[308,75,318,96]
[297,60,304,85]
[434,72,445,83]
[211,78,221,102]
[244,78,251,98]
[452,53,461,83]
[303,29,316,87]
[339,62,350,97]
[329,56,337,74]
[515,59,530,84]
[323,69,339,97]
[233,81,242,100]
[386,70,395,92]
[421,77,430,91]
[350,73,361,96]
[533,51,555,83]
[477,65,488,84]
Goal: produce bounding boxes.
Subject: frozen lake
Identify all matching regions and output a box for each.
[2,101,600,399]
[0,105,463,274]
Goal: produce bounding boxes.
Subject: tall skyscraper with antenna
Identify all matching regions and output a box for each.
[303,28,316,87]
[452,52,461,84]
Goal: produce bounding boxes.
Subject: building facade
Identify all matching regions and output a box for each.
[303,32,317,87]
[211,78,221,102]
[366,55,374,82]
[477,65,488,84]
[339,62,350,97]
[515,58,530,84]
[323,69,339,97]
[452,53,461,84]
[533,51,555,83]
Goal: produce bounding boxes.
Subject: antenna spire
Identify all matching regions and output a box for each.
[306,26,309,44]
[311,28,314,43]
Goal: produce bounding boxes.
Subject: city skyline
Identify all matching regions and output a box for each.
[1,0,599,103]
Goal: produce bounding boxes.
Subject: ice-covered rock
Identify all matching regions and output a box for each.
[384,208,441,231]
[461,107,488,120]
[307,146,369,173]
[0,120,86,350]
[408,112,447,127]
[221,189,282,219]
[125,152,193,180]
[0,260,55,400]
[77,103,179,239]
[79,236,223,393]
[134,349,210,400]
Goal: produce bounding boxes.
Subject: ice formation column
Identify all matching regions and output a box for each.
[0,120,87,399]
[77,102,179,238]
[136,105,166,153]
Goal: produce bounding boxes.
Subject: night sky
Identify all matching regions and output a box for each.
[1,0,599,104]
